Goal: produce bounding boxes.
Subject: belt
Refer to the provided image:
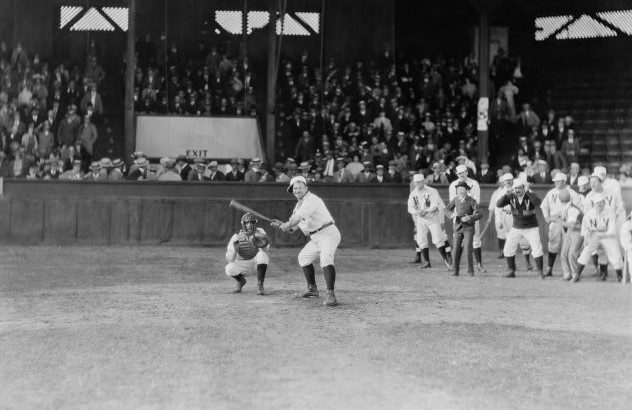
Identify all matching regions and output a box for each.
[308,221,334,236]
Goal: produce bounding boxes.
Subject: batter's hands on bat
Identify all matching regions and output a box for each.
[270,219,283,229]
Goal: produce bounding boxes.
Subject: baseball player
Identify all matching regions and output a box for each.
[449,164,485,273]
[575,193,623,282]
[575,175,600,274]
[619,211,632,284]
[408,174,453,269]
[483,173,533,270]
[557,189,584,281]
[541,172,580,276]
[496,179,545,278]
[271,176,341,307]
[225,213,270,295]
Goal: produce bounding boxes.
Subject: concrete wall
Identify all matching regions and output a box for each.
[5,180,628,248]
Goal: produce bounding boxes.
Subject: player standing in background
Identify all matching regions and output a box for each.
[575,194,623,282]
[225,213,270,295]
[272,176,341,306]
[496,179,545,278]
[408,174,452,269]
[449,165,485,273]
[484,173,534,270]
[541,173,580,277]
[557,189,584,281]
[619,211,632,284]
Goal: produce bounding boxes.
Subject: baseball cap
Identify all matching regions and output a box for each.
[455,165,468,174]
[287,175,307,193]
[577,176,589,186]
[499,173,514,183]
[513,179,526,188]
[413,174,424,182]
[552,173,567,182]
[455,155,468,163]
[593,166,607,178]
[590,173,604,182]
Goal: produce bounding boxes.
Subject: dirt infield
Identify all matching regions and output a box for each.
[1,246,631,409]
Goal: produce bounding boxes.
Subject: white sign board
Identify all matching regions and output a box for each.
[135,115,264,159]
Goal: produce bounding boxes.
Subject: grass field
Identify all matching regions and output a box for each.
[1,246,631,409]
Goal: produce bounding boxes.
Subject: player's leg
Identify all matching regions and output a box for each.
[254,250,270,295]
[451,230,463,276]
[429,222,451,269]
[473,220,485,273]
[316,227,342,306]
[410,219,422,264]
[560,231,573,280]
[416,221,431,268]
[568,233,584,280]
[601,238,624,282]
[225,260,248,292]
[495,215,507,258]
[502,228,521,277]
[546,222,564,276]
[523,227,545,278]
[574,238,599,282]
[297,241,320,297]
[596,248,610,281]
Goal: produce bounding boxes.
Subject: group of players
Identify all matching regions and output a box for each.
[408,164,631,281]
[219,163,630,309]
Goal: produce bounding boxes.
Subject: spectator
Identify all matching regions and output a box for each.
[175,155,192,180]
[476,162,496,184]
[275,163,289,183]
[57,105,81,148]
[357,162,375,183]
[77,115,98,167]
[546,142,567,172]
[294,131,315,163]
[386,160,403,183]
[244,158,262,182]
[225,158,245,181]
[560,129,580,165]
[157,158,182,181]
[127,158,153,180]
[425,162,449,185]
[372,165,388,183]
[109,159,125,181]
[206,161,225,181]
[188,159,207,181]
[516,103,540,136]
[59,159,84,180]
[567,162,580,189]
[333,158,354,183]
[529,160,551,184]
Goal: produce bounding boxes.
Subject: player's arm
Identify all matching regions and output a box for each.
[496,193,511,208]
[527,191,542,207]
[540,191,551,221]
[447,198,455,213]
[468,199,483,223]
[226,234,238,262]
[620,222,632,251]
[278,200,317,232]
[407,193,418,215]
[472,182,481,203]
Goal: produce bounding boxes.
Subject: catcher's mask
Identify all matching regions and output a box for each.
[241,212,258,232]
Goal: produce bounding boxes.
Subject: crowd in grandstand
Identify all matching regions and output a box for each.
[0,39,108,178]
[133,35,257,116]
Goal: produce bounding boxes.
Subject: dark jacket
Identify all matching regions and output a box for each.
[496,191,542,229]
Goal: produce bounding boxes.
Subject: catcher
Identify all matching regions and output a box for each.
[225,213,271,295]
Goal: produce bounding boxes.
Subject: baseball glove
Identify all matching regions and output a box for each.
[234,233,259,260]
[252,232,270,248]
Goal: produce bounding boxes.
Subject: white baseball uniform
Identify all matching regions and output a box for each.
[449,177,481,248]
[578,207,622,269]
[225,227,270,277]
[541,187,581,253]
[559,204,584,280]
[408,185,449,250]
[292,191,341,268]
[619,219,632,282]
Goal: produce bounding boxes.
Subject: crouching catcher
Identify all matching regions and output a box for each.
[225,213,270,294]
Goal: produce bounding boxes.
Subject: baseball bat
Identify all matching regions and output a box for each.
[229,199,274,223]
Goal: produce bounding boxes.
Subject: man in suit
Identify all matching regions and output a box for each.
[176,155,192,181]
[386,160,403,183]
[372,165,389,183]
[188,160,207,181]
[57,104,81,147]
[567,162,581,189]
[529,160,552,184]
[205,161,225,181]
[225,158,245,181]
[357,161,375,183]
[476,162,496,184]
[244,158,262,182]
[517,103,540,136]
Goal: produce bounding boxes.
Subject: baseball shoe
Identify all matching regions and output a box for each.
[600,272,608,282]
[498,251,504,259]
[503,271,516,278]
[300,285,319,298]
[468,271,475,277]
[616,270,623,282]
[451,271,459,276]
[409,252,421,264]
[572,275,581,283]
[476,263,487,274]
[233,276,246,293]
[538,270,545,279]
[420,259,431,268]
[545,267,553,277]
[562,275,572,281]
[324,291,338,306]
[257,282,265,295]
[443,259,453,270]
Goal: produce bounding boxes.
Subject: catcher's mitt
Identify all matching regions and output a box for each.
[234,233,259,260]
[252,232,270,248]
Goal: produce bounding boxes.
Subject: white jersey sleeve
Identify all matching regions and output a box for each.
[620,221,632,252]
